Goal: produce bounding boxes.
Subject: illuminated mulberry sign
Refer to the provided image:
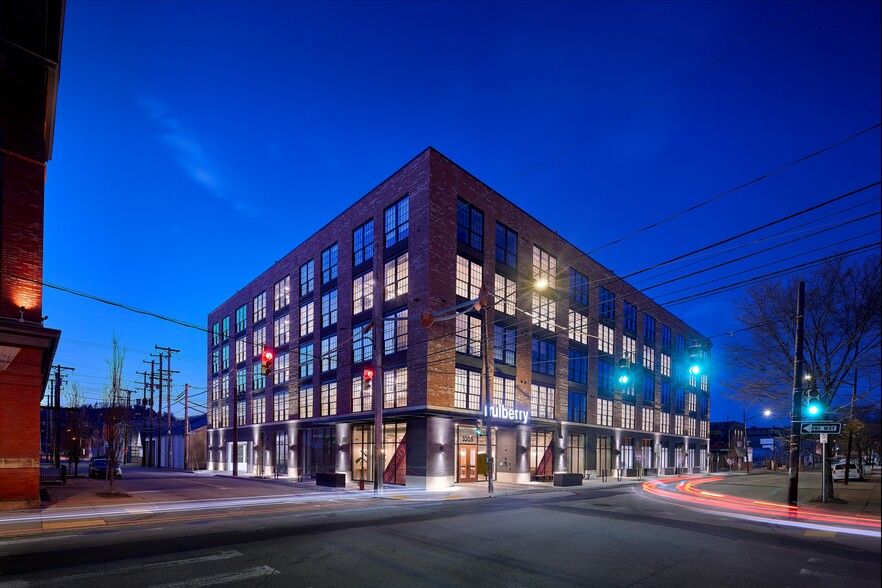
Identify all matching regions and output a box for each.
[484,404,529,424]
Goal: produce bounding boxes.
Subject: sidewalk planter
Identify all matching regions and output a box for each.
[553,473,583,487]
[316,473,346,488]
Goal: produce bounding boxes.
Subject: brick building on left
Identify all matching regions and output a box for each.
[0,0,65,510]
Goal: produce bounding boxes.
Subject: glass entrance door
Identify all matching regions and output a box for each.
[459,444,477,482]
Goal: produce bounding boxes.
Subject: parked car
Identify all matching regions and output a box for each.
[831,461,862,482]
[88,458,122,479]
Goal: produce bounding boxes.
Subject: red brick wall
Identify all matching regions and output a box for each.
[0,347,42,509]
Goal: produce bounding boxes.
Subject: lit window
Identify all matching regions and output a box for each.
[253,292,266,323]
[321,335,338,372]
[352,272,374,314]
[531,293,554,330]
[252,326,266,358]
[235,338,247,364]
[299,386,314,418]
[456,256,482,300]
[273,276,290,311]
[353,219,374,266]
[384,367,408,408]
[455,368,481,410]
[384,308,408,354]
[597,398,613,427]
[384,196,409,247]
[568,310,588,344]
[321,289,338,327]
[532,246,556,288]
[456,314,482,356]
[531,383,555,419]
[300,260,315,296]
[494,274,516,315]
[252,396,266,424]
[235,305,247,333]
[643,345,655,371]
[273,391,288,421]
[384,253,409,300]
[598,324,614,355]
[300,302,314,337]
[622,404,634,429]
[273,315,289,347]
[321,382,337,416]
[351,376,372,412]
[493,376,516,409]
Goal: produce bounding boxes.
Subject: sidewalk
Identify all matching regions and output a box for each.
[38,466,881,518]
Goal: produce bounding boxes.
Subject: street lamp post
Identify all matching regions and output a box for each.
[742,409,771,473]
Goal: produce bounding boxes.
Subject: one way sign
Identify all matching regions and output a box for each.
[800,422,842,435]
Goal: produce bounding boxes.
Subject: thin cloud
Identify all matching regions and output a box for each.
[138,97,253,215]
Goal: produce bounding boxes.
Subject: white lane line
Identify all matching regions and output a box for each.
[800,569,848,579]
[0,551,244,585]
[148,565,280,587]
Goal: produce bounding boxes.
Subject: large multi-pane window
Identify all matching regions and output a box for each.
[622,404,635,429]
[532,337,556,376]
[273,391,288,421]
[643,375,655,402]
[568,391,587,423]
[321,243,339,283]
[300,302,314,337]
[598,359,614,392]
[687,392,697,413]
[569,310,589,344]
[321,335,338,372]
[212,323,221,346]
[493,376,516,408]
[384,196,409,247]
[237,399,246,426]
[353,219,374,266]
[598,324,614,355]
[252,369,266,392]
[212,350,220,373]
[274,315,289,347]
[494,324,516,365]
[532,246,556,287]
[676,388,685,410]
[623,302,636,332]
[643,345,655,371]
[385,253,409,299]
[274,277,290,311]
[320,382,337,416]
[660,353,671,377]
[221,317,230,340]
[235,338,247,364]
[531,383,554,419]
[252,396,266,424]
[661,324,671,349]
[299,343,314,378]
[494,274,516,315]
[568,348,587,384]
[495,223,517,267]
[384,308,408,354]
[300,260,314,297]
[299,386,314,418]
[274,352,289,385]
[252,326,266,357]
[642,408,654,432]
[599,287,615,320]
[457,199,484,250]
[659,411,671,434]
[623,335,636,362]
[352,272,374,314]
[253,292,266,323]
[644,314,656,343]
[660,381,671,405]
[352,322,373,363]
[699,395,709,417]
[456,256,482,299]
[351,376,372,412]
[456,314,482,356]
[236,367,246,394]
[454,368,481,410]
[532,294,554,330]
[597,398,613,427]
[569,269,589,306]
[623,378,636,401]
[235,305,247,333]
[675,415,685,435]
[321,289,338,327]
[676,334,686,357]
[221,345,230,370]
[384,367,408,408]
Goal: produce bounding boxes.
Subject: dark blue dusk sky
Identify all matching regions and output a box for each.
[44,1,881,423]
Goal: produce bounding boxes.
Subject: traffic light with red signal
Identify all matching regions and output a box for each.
[261,348,274,377]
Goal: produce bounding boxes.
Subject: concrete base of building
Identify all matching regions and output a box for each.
[497,471,531,484]
[406,474,456,490]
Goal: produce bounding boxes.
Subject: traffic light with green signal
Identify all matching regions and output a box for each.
[803,388,823,418]
[688,344,703,376]
[617,358,631,387]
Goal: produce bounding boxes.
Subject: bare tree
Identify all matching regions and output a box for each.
[723,254,881,496]
[64,382,89,477]
[101,337,128,494]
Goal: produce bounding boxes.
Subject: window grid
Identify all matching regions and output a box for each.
[274,315,289,347]
[599,287,615,320]
[660,353,671,377]
[236,368,246,394]
[300,260,315,297]
[235,305,247,333]
[353,219,374,266]
[623,302,637,332]
[644,375,655,402]
[569,269,589,306]
[274,352,289,385]
[598,360,613,392]
[456,314,482,356]
[299,386,314,418]
[642,408,654,432]
[493,376,516,409]
[385,253,409,300]
[659,411,670,434]
[455,368,482,410]
[622,403,635,429]
[568,349,587,384]
[321,289,338,327]
[352,272,374,314]
[384,309,408,355]
[252,396,266,425]
[532,246,557,287]
[623,335,636,362]
[299,344,314,379]
[235,338,247,364]
[321,335,338,372]
[384,196,409,247]
[221,345,229,370]
[320,382,337,416]
[237,400,246,426]
[494,274,516,315]
[456,256,482,300]
[274,276,290,311]
[457,199,484,250]
[532,293,554,330]
[253,292,266,323]
[352,322,373,364]
[598,324,614,355]
[300,302,314,337]
[273,391,288,422]
[384,367,408,408]
[351,376,372,412]
[495,223,517,267]
[531,383,555,419]
[252,369,266,392]
[221,317,230,340]
[568,391,587,423]
[321,243,339,283]
[252,326,266,357]
[644,314,656,343]
[494,324,516,365]
[643,345,655,371]
[531,337,556,376]
[660,382,671,405]
[597,398,613,427]
[568,310,588,344]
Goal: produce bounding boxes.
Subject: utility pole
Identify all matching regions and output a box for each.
[233,369,239,476]
[184,383,190,470]
[844,372,857,486]
[787,281,806,507]
[122,388,134,463]
[144,358,156,467]
[372,239,385,495]
[51,365,74,468]
[479,286,494,495]
[136,370,149,465]
[156,346,180,469]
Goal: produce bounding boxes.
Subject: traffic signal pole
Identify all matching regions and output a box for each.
[787,281,806,507]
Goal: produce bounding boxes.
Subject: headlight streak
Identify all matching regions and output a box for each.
[641,476,881,537]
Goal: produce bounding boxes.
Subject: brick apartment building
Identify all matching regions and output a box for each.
[0,1,64,509]
[206,148,711,489]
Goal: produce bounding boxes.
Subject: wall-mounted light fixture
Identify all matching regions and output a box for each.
[439,444,444,452]
[19,306,26,323]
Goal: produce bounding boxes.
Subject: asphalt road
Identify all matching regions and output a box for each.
[0,472,878,587]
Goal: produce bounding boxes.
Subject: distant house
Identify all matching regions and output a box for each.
[144,414,208,470]
[709,421,747,472]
